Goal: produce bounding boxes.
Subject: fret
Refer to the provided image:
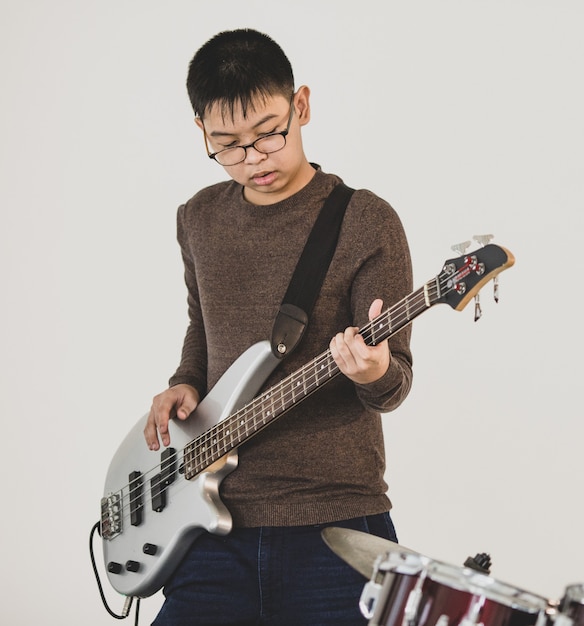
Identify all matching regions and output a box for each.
[207,428,217,462]
[217,422,230,455]
[191,446,198,473]
[211,428,220,460]
[370,318,378,346]
[262,391,273,425]
[183,444,193,476]
[199,431,209,467]
[183,441,197,479]
[423,281,431,307]
[265,390,276,423]
[314,361,324,386]
[299,366,310,396]
[214,426,223,457]
[225,418,234,445]
[190,440,199,471]
[237,412,249,440]
[327,354,336,378]
[203,429,213,464]
[206,437,213,464]
[384,309,392,341]
[289,370,302,404]
[315,354,334,386]
[229,415,240,445]
[371,312,389,346]
[277,380,287,414]
[433,275,442,300]
[242,411,251,438]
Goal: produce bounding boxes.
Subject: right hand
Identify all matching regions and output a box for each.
[144,384,200,451]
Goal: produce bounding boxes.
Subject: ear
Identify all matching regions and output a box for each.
[194,117,204,131]
[294,85,311,126]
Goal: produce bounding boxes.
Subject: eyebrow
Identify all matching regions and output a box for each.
[207,112,281,138]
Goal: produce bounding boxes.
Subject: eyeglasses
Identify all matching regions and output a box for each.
[203,98,295,166]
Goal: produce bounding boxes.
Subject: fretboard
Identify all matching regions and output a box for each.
[182,277,442,480]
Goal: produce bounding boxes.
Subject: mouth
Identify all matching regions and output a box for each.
[251,170,277,186]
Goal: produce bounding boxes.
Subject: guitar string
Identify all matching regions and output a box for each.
[187,286,430,467]
[181,281,444,482]
[182,285,430,469]
[106,269,463,524]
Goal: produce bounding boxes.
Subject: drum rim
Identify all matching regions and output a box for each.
[428,561,549,612]
[375,550,549,613]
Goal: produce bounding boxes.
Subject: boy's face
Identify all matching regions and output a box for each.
[196,87,314,205]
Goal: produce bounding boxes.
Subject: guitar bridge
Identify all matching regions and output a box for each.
[101,492,123,540]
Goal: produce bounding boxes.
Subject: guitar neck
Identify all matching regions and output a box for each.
[183,281,437,480]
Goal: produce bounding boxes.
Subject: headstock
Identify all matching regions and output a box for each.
[432,238,515,318]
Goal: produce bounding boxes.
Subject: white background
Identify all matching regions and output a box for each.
[1,1,583,624]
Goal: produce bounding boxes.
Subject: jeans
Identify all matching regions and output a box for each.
[151,512,397,626]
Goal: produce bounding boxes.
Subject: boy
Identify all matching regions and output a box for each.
[145,28,413,625]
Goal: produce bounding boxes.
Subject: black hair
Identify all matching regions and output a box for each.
[186,28,295,120]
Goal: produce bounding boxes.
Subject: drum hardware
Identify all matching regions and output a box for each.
[321,527,554,626]
[359,551,550,626]
[555,584,584,626]
[358,551,429,624]
[464,553,492,575]
[400,565,427,626]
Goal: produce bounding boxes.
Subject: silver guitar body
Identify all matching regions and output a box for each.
[101,340,280,598]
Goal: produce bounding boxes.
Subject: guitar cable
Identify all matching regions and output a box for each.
[89,521,141,624]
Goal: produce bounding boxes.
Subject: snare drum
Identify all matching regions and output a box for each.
[556,584,584,626]
[360,551,551,626]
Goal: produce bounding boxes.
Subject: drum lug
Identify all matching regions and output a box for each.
[403,578,425,626]
[459,595,487,626]
[359,579,382,620]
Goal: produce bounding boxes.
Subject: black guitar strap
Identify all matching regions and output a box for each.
[271,182,355,359]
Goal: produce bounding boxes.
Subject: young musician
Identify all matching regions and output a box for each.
[144,28,414,625]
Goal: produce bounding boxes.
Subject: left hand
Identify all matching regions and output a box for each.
[329,298,391,385]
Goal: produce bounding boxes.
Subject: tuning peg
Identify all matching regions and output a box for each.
[474,293,482,322]
[451,240,471,255]
[473,234,494,247]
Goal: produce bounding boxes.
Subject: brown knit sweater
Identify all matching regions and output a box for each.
[169,167,413,527]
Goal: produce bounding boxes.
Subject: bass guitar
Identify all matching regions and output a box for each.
[100,242,514,598]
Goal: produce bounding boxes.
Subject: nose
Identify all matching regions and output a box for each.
[243,145,268,165]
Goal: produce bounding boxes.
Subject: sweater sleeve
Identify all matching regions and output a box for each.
[348,190,414,414]
[167,202,208,399]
